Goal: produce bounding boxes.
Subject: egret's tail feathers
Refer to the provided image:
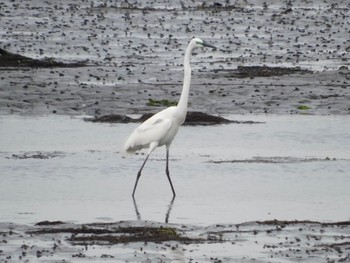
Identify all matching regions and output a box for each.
[122,141,142,155]
[122,144,133,155]
[124,147,136,154]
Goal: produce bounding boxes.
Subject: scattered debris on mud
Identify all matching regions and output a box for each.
[1,220,350,262]
[4,151,66,159]
[1,0,349,116]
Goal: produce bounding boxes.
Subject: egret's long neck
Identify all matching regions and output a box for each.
[177,46,193,112]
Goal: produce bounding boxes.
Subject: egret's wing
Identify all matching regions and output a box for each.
[123,116,173,153]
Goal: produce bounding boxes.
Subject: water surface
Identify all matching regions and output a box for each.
[0,114,349,225]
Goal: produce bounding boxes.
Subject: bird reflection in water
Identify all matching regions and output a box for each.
[133,197,175,223]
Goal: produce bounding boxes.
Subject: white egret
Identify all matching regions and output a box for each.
[123,38,216,197]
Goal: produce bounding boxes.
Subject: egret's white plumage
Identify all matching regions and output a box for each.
[123,38,216,197]
[124,106,180,154]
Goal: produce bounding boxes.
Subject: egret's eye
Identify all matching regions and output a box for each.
[196,40,203,45]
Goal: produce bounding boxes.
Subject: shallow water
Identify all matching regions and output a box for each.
[0,114,349,225]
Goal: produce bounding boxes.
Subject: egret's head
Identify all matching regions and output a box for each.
[192,38,217,50]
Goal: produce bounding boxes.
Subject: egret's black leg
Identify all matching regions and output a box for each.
[165,196,176,223]
[132,154,149,197]
[166,149,176,197]
[132,197,141,220]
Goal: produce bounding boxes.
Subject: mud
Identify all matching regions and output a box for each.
[5,151,66,160]
[0,0,349,116]
[86,111,262,125]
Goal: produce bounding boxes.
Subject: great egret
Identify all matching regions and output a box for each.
[123,38,216,197]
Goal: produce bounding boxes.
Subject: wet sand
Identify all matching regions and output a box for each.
[1,0,350,261]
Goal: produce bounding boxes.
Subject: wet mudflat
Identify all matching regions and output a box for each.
[0,0,350,116]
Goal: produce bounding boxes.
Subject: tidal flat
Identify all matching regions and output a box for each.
[1,0,350,261]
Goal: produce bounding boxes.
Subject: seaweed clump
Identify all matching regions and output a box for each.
[0,48,88,68]
[29,224,200,245]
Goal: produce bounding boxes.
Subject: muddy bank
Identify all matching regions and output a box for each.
[208,156,338,164]
[0,48,89,68]
[1,220,349,262]
[86,111,262,125]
